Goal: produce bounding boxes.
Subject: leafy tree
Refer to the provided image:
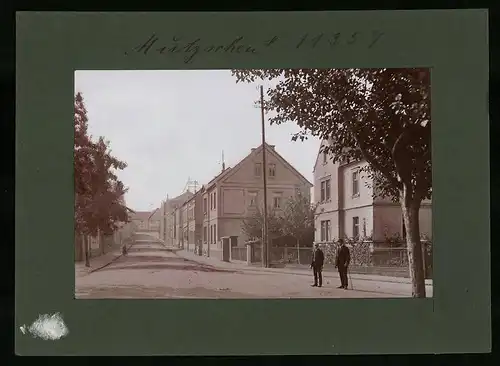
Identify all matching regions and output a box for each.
[231,68,431,297]
[281,190,318,262]
[74,92,130,264]
[241,205,284,242]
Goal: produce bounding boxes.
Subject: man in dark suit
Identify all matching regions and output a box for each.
[310,243,325,287]
[335,239,351,289]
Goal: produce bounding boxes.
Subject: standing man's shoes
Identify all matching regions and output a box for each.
[337,285,343,289]
[311,284,318,287]
[318,284,322,287]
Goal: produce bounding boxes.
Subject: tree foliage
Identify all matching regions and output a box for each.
[281,190,317,246]
[74,92,130,237]
[231,68,431,203]
[231,68,431,297]
[241,206,284,241]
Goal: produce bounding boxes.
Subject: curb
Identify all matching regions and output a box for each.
[88,240,135,274]
[174,251,433,286]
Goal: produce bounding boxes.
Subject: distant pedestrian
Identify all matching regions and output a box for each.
[310,243,325,287]
[335,239,351,289]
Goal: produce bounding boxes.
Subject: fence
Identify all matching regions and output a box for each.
[75,222,137,261]
[242,239,433,278]
[231,246,247,262]
[245,241,314,265]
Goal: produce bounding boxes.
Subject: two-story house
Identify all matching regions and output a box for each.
[148,208,161,237]
[198,143,313,259]
[130,211,152,231]
[159,191,194,247]
[183,188,203,252]
[313,139,432,243]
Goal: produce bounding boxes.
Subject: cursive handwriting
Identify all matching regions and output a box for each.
[124,31,384,64]
[296,31,384,49]
[125,34,257,64]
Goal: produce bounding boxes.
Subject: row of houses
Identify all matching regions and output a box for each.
[313,140,432,243]
[129,209,162,237]
[158,143,313,258]
[154,140,433,259]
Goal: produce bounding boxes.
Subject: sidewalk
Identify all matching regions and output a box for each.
[174,249,433,286]
[75,240,134,278]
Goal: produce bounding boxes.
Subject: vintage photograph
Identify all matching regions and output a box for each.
[74,69,432,299]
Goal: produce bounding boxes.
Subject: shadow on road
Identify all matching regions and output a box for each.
[98,263,238,273]
[128,247,177,254]
[77,285,258,299]
[97,255,238,274]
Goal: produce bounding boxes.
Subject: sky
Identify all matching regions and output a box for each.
[74,70,320,212]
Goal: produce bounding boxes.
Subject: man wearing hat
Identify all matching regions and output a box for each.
[335,239,351,289]
[310,242,325,287]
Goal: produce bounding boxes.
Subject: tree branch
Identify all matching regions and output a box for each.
[392,128,413,187]
[348,124,402,190]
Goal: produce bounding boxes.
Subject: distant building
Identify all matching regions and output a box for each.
[159,191,194,247]
[312,139,432,243]
[130,209,160,237]
[130,211,152,231]
[148,208,161,232]
[171,143,313,258]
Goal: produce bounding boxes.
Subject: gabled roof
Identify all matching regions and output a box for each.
[149,208,162,220]
[205,167,232,190]
[130,211,151,221]
[165,191,194,211]
[185,186,204,204]
[220,143,313,187]
[313,140,328,173]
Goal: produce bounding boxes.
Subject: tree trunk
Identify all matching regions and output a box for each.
[84,235,90,267]
[99,229,105,255]
[296,238,300,264]
[401,189,426,298]
[75,234,83,261]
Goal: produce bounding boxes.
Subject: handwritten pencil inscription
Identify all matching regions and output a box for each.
[124,31,385,64]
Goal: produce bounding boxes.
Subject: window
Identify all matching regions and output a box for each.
[352,216,360,238]
[204,197,207,213]
[213,192,216,209]
[269,164,276,177]
[210,225,213,244]
[320,220,331,242]
[273,194,282,209]
[214,224,217,243]
[203,226,207,242]
[362,218,367,237]
[323,151,328,164]
[248,192,257,206]
[352,170,360,196]
[254,163,262,177]
[320,179,331,202]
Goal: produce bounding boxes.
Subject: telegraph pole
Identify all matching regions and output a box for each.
[259,85,270,268]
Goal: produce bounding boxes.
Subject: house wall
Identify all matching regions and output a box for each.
[314,210,339,242]
[313,140,433,245]
[341,161,374,210]
[217,146,312,247]
[343,205,374,239]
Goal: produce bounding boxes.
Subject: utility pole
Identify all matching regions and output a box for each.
[259,85,270,268]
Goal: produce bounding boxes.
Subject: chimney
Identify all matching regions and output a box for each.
[251,148,257,152]
[268,145,275,150]
[221,150,226,172]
